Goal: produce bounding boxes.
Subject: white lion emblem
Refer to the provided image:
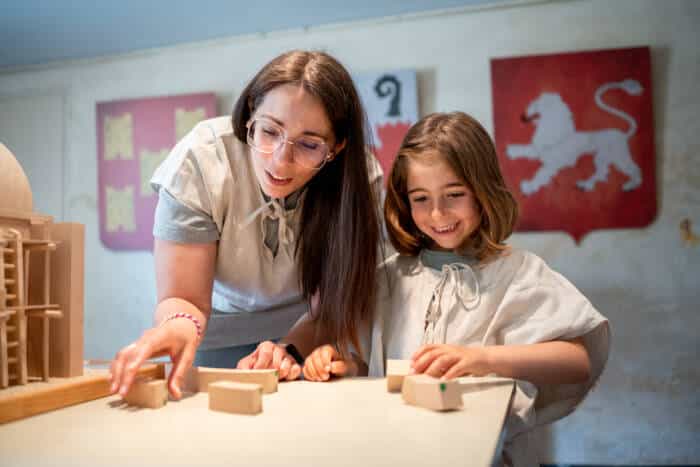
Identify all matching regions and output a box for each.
[506,79,643,195]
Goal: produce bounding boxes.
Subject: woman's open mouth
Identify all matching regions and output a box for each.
[266,170,292,186]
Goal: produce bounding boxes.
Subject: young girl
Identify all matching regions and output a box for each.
[302,112,610,467]
[109,50,383,399]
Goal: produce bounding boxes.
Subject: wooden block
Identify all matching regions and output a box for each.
[386,359,412,392]
[401,374,463,411]
[123,378,168,409]
[184,366,278,394]
[208,381,262,415]
[0,362,165,424]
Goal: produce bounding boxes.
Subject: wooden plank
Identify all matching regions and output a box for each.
[0,210,52,225]
[0,363,164,424]
[49,223,84,377]
[185,367,278,394]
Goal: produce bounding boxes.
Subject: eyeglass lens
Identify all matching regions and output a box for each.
[248,119,328,168]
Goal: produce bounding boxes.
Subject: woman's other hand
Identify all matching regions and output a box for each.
[236,340,302,381]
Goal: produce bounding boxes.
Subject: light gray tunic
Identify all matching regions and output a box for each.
[151,116,383,349]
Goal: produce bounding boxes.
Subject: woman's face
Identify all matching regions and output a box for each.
[249,83,341,199]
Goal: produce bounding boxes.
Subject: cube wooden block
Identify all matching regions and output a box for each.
[184,367,278,394]
[123,378,168,409]
[208,381,262,415]
[401,374,463,411]
[386,359,412,392]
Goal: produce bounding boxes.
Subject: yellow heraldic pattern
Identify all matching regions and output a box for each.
[104,113,134,160]
[139,148,169,196]
[106,185,137,232]
[175,107,206,141]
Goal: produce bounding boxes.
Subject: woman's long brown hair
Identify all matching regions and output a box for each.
[232,50,380,356]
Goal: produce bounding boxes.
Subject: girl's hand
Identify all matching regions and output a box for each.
[410,344,490,380]
[302,344,358,382]
[236,340,302,381]
[110,317,199,400]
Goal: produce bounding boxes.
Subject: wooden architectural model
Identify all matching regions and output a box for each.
[0,142,85,390]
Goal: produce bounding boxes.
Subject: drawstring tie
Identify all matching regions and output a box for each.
[240,198,295,250]
[422,263,480,344]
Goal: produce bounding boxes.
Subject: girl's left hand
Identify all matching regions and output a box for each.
[410,344,490,380]
[303,344,358,382]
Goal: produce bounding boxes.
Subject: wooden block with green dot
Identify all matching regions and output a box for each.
[184,367,278,394]
[401,374,463,411]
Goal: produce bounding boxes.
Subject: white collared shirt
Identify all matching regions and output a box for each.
[367,248,610,467]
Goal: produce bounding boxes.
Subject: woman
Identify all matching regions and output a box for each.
[109,50,383,399]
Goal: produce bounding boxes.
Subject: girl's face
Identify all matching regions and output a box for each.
[406,156,480,252]
[249,83,343,199]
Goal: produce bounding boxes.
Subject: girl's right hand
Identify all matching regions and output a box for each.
[302,344,357,382]
[109,317,199,400]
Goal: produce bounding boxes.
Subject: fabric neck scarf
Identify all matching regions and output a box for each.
[420,250,481,344]
[240,189,303,258]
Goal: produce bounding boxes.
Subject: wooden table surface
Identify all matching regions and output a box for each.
[0,377,514,467]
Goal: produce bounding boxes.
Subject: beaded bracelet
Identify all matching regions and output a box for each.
[162,312,202,339]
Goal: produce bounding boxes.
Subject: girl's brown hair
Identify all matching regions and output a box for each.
[232,50,380,356]
[385,111,518,261]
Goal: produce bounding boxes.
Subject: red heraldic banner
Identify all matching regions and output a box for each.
[97,93,217,250]
[491,46,656,243]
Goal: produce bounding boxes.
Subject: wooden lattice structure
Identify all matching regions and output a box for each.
[0,142,84,389]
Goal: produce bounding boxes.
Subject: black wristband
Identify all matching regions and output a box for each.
[283,343,305,365]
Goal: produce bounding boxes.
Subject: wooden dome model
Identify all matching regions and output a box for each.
[0,143,33,213]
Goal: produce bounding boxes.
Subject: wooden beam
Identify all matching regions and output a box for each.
[0,363,165,424]
[184,367,278,394]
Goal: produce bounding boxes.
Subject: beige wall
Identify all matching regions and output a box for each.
[1,0,698,463]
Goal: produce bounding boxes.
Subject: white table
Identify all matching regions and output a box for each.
[0,377,514,467]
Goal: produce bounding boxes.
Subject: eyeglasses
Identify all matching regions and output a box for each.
[246,117,333,170]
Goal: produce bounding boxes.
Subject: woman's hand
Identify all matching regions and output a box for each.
[302,344,358,382]
[236,341,302,381]
[410,344,490,380]
[109,317,200,400]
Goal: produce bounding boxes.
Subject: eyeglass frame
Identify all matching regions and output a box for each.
[245,117,337,170]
